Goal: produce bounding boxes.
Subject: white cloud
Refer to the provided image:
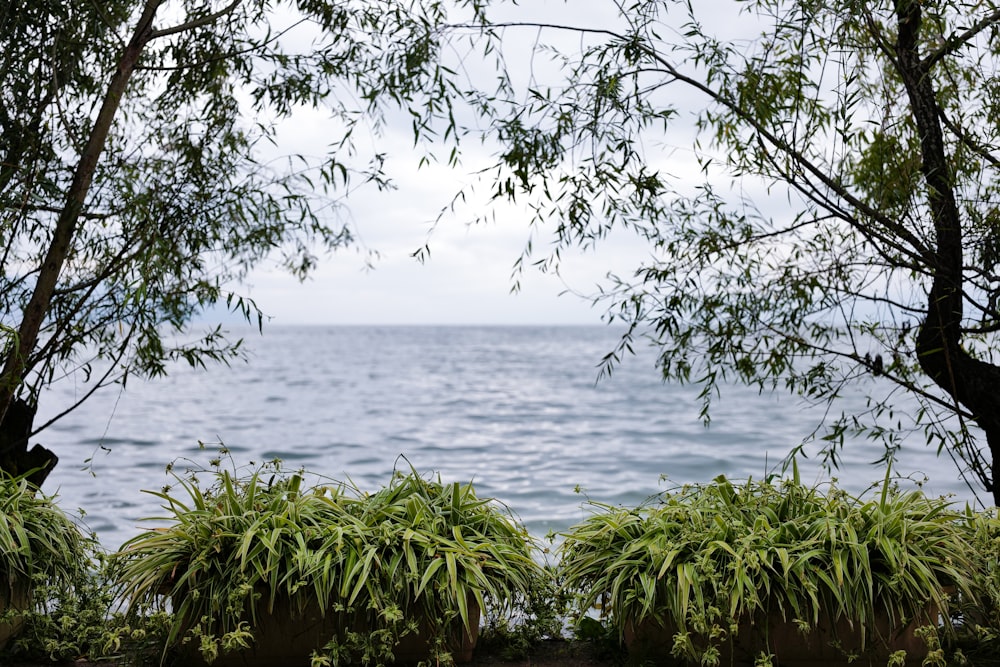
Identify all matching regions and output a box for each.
[236,0,744,326]
[244,94,650,325]
[242,154,646,325]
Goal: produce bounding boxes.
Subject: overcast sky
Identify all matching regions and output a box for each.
[243,165,652,326]
[242,153,646,326]
[227,0,770,327]
[234,1,676,327]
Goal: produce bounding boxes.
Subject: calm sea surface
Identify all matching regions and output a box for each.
[36,325,980,551]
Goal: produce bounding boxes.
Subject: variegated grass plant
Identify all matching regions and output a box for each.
[948,509,1000,665]
[0,471,88,648]
[558,467,981,666]
[111,452,548,665]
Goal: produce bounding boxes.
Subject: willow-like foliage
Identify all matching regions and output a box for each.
[0,0,489,470]
[452,0,1000,504]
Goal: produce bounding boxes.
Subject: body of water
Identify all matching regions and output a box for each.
[36,325,979,550]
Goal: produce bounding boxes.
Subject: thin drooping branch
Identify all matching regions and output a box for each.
[149,0,242,39]
[0,0,236,431]
[938,108,1000,170]
[922,7,1000,69]
[469,19,934,265]
[28,326,137,440]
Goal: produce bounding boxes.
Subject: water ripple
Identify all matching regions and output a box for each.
[37,325,979,551]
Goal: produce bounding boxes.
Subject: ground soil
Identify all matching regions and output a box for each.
[4,638,619,667]
[470,638,618,667]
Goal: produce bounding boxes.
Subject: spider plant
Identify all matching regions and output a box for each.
[0,470,88,650]
[948,508,1000,665]
[558,466,981,667]
[112,453,548,666]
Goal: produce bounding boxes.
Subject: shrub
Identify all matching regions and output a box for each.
[558,468,981,666]
[0,471,89,652]
[112,452,549,665]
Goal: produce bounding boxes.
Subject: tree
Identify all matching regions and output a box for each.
[0,0,482,484]
[449,1,1000,503]
[7,0,999,506]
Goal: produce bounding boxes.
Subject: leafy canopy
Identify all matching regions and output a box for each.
[0,0,486,442]
[439,0,1000,503]
[5,0,1000,504]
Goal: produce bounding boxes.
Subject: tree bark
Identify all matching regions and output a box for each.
[0,399,56,486]
[895,0,1000,505]
[0,0,163,473]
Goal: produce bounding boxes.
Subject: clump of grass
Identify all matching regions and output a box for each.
[0,472,176,666]
[948,509,1000,666]
[0,471,87,595]
[111,450,549,665]
[0,470,89,653]
[558,466,981,666]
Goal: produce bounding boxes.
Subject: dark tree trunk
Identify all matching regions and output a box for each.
[0,1,162,476]
[916,334,1000,505]
[0,398,57,486]
[895,0,1000,505]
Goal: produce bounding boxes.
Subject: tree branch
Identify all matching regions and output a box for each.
[0,0,162,427]
[922,7,1000,70]
[149,0,243,40]
[938,107,1000,170]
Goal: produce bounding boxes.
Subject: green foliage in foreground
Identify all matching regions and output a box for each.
[0,473,169,665]
[0,472,87,600]
[558,469,985,666]
[8,457,1000,666]
[6,565,173,666]
[110,453,551,665]
[950,513,1000,667]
